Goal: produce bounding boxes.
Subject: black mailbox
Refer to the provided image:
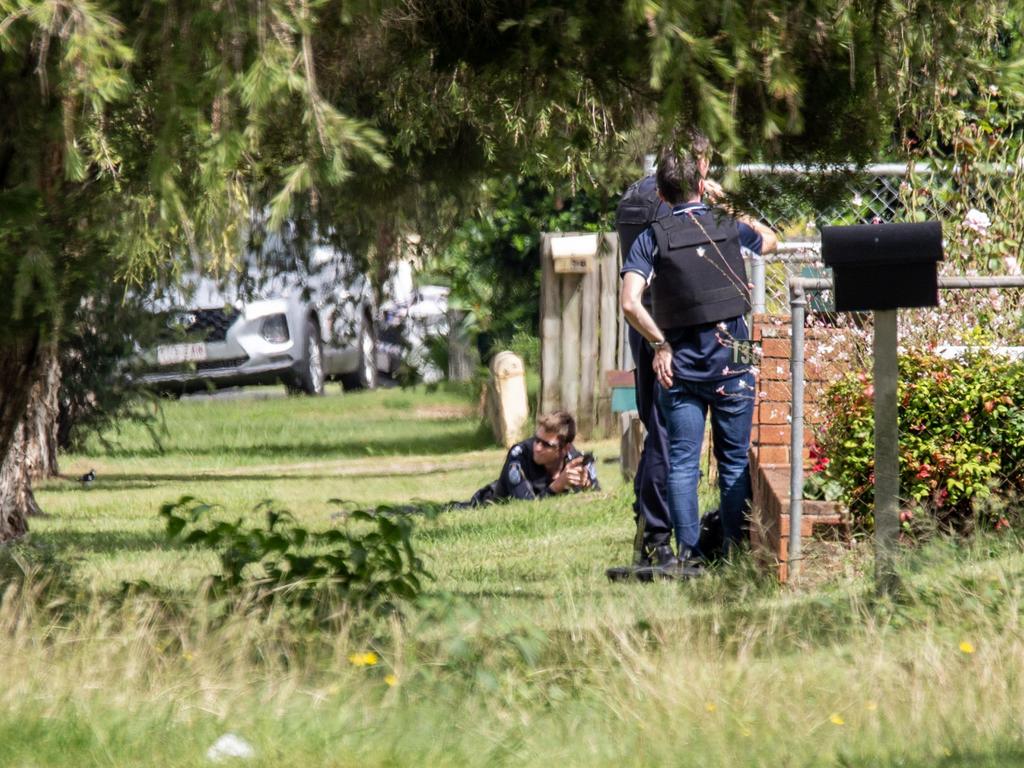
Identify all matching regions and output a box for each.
[821,222,943,312]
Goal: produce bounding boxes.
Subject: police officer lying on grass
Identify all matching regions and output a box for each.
[463,411,600,507]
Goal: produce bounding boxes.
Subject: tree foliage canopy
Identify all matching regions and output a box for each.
[0,0,1018,346]
[2,1,1018,289]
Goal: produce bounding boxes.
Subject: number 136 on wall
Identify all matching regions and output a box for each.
[731,340,761,366]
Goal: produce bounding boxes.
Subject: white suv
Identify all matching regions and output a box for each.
[139,245,380,396]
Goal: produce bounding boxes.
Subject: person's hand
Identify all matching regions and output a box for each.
[703,178,724,204]
[653,345,673,389]
[551,456,589,493]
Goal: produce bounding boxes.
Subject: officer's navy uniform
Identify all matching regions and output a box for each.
[467,437,600,506]
[623,201,762,554]
[615,175,675,558]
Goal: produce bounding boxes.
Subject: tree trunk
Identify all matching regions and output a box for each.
[0,333,46,541]
[22,342,60,484]
[0,425,43,526]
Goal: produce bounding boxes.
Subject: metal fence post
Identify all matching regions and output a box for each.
[873,309,901,594]
[751,254,766,316]
[788,283,806,582]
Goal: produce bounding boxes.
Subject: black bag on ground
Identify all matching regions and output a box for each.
[698,508,725,561]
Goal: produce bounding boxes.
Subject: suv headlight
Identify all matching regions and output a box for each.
[260,314,290,343]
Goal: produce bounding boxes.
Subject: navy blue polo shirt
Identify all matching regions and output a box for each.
[621,202,763,382]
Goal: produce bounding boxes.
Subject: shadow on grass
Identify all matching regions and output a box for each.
[42,464,490,492]
[440,589,549,601]
[83,426,497,461]
[841,745,1024,768]
[28,529,191,558]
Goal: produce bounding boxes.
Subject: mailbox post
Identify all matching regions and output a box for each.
[821,222,943,594]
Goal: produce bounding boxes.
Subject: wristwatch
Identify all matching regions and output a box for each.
[650,339,670,352]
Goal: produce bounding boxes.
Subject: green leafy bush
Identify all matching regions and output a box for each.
[814,351,1024,531]
[160,496,431,616]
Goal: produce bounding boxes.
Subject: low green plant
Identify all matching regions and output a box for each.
[815,351,1024,531]
[159,496,431,617]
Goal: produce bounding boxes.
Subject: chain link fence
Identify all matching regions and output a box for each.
[737,162,1023,319]
[736,162,960,232]
[742,162,1024,542]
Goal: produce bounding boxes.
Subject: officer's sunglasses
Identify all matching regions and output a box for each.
[534,434,561,450]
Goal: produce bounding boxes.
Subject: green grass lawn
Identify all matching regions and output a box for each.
[4,384,1024,767]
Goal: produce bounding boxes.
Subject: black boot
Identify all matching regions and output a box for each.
[631,545,704,581]
[676,547,706,573]
[649,545,678,568]
[607,544,674,583]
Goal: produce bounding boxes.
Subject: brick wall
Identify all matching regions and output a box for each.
[749,314,857,581]
[751,314,857,468]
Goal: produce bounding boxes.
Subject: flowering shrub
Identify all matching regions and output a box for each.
[813,351,1024,531]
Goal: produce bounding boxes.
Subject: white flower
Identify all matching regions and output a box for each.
[963,208,991,234]
[207,734,256,762]
[852,193,863,206]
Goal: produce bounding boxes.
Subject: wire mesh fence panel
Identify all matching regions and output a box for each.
[739,163,1023,318]
[731,162,1008,235]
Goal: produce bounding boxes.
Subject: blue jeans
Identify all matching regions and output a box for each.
[627,326,672,550]
[657,372,755,554]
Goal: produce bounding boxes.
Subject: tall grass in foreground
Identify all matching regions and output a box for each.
[0,534,1022,767]
[27,388,1024,765]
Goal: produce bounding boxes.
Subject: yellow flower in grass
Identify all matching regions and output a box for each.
[348,651,379,667]
[830,713,845,726]
[959,641,976,655]
[704,702,717,712]
[865,700,878,711]
[384,674,399,687]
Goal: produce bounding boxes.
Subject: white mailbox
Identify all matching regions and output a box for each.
[550,233,598,274]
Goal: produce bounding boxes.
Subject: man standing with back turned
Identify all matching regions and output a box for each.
[614,133,711,572]
[620,148,777,568]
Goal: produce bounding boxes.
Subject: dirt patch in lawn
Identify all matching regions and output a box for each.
[413,403,477,420]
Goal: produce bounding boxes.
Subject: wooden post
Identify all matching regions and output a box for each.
[540,234,561,415]
[579,262,599,436]
[446,309,475,382]
[486,351,530,447]
[598,233,620,437]
[560,273,582,420]
[540,231,622,436]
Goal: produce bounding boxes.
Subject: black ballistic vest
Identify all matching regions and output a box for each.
[649,211,749,329]
[615,176,668,311]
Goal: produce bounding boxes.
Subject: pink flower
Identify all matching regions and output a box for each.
[963,208,991,235]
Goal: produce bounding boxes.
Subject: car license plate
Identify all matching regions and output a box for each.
[157,342,208,366]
